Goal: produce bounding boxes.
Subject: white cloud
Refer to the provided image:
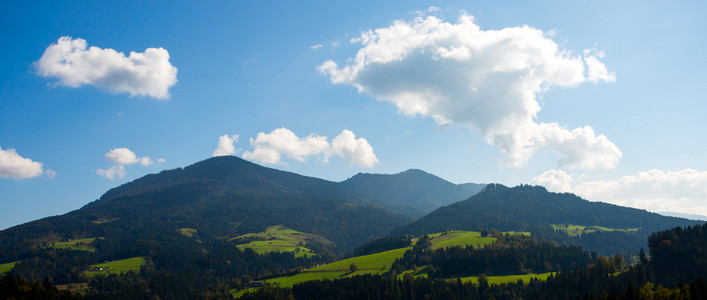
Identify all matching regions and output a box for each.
[45,169,56,179]
[319,13,619,169]
[332,130,379,167]
[243,128,331,164]
[0,147,45,180]
[99,147,159,180]
[529,169,574,193]
[242,128,378,167]
[35,36,178,99]
[531,169,707,217]
[427,6,441,13]
[212,134,240,157]
[310,43,324,50]
[105,148,140,165]
[96,165,126,180]
[139,157,153,166]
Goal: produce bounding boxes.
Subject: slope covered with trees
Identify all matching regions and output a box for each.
[0,156,412,297]
[339,169,483,217]
[393,184,703,255]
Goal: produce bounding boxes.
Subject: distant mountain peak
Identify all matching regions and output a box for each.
[339,169,482,217]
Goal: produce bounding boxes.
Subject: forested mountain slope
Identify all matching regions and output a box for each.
[339,169,482,217]
[0,156,412,292]
[393,184,703,255]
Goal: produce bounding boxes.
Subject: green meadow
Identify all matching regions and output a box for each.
[552,224,639,237]
[428,230,497,249]
[50,237,104,252]
[0,261,17,275]
[84,256,147,277]
[266,247,409,287]
[178,227,197,238]
[232,225,326,258]
[262,230,522,289]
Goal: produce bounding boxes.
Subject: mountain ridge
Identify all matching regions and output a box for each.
[339,168,483,217]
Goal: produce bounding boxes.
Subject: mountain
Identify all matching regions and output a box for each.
[392,184,704,255]
[0,156,413,290]
[339,169,482,217]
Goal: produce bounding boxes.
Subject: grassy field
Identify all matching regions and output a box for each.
[262,230,523,289]
[0,261,17,275]
[232,225,327,258]
[552,224,639,237]
[267,247,409,287]
[178,228,197,237]
[428,231,497,249]
[84,257,146,277]
[50,237,104,252]
[231,287,259,298]
[460,272,555,285]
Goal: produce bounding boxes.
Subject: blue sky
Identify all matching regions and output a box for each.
[2,1,707,229]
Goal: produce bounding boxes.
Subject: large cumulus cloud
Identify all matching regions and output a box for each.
[35,37,178,99]
[319,14,620,169]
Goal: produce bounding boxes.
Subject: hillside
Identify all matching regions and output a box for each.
[392,184,703,255]
[339,169,483,217]
[3,156,409,255]
[0,156,412,294]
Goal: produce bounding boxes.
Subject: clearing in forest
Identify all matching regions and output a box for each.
[552,224,639,237]
[231,225,331,258]
[50,237,104,252]
[84,256,147,277]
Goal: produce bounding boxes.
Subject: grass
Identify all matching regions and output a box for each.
[262,230,523,289]
[0,261,17,275]
[231,287,259,298]
[267,247,410,287]
[460,272,555,285]
[84,257,146,277]
[178,228,197,237]
[50,237,104,252]
[91,217,118,224]
[552,224,640,237]
[232,225,327,258]
[428,231,497,249]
